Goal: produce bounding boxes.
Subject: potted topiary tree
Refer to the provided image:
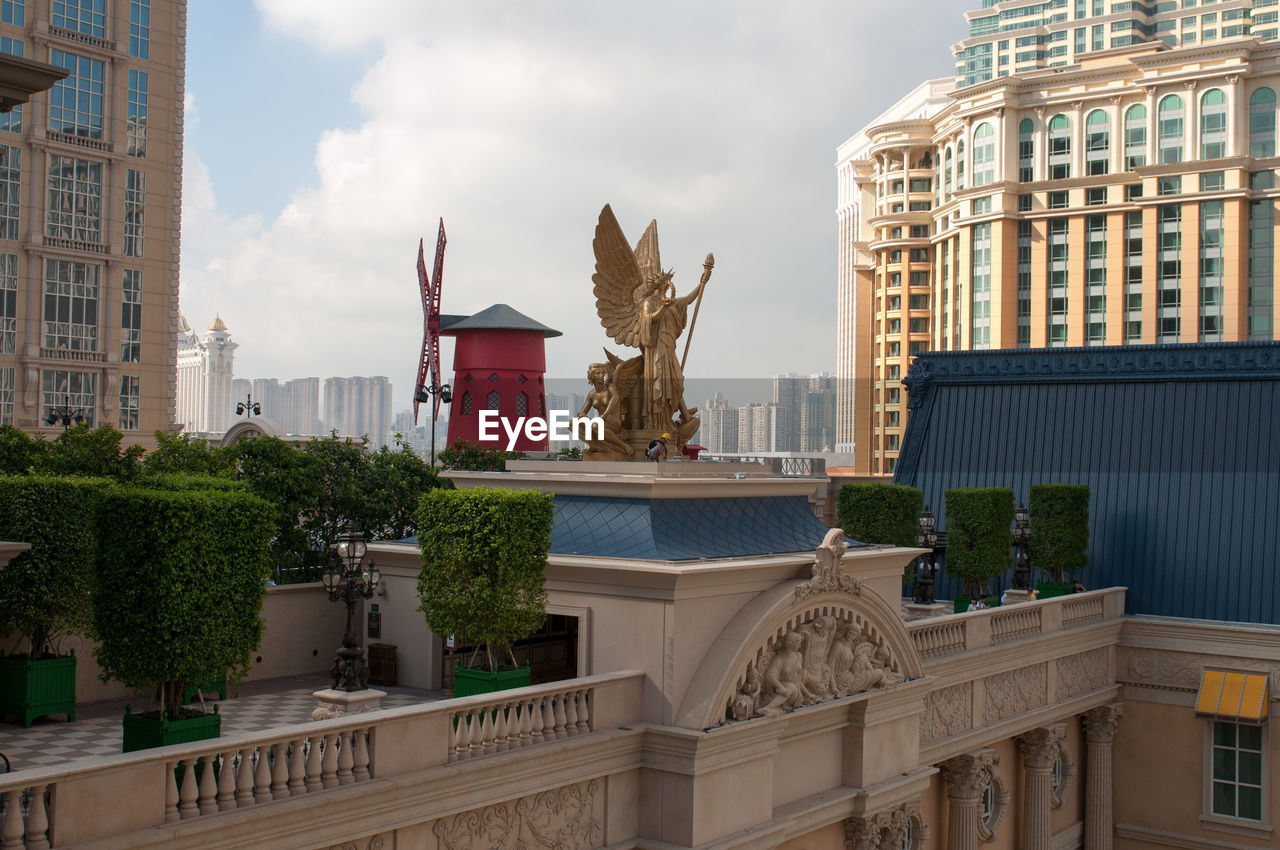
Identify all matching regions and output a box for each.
[93,485,276,751]
[0,476,102,727]
[1028,482,1090,598]
[416,488,552,696]
[944,487,1015,613]
[836,482,923,547]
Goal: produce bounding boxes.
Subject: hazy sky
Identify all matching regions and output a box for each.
[182,0,970,414]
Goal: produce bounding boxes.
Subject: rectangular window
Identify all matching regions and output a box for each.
[0,253,13,354]
[1048,218,1069,348]
[1249,199,1274,340]
[1201,171,1225,192]
[0,365,12,425]
[2,1,25,27]
[1159,176,1183,195]
[1049,190,1069,209]
[1158,204,1182,341]
[1251,170,1275,190]
[1210,721,1264,822]
[118,375,139,430]
[129,0,150,59]
[46,155,102,244]
[48,50,104,139]
[121,269,141,363]
[1087,187,1107,205]
[52,0,105,37]
[124,169,144,257]
[127,69,148,157]
[1200,200,1224,341]
[41,369,95,426]
[0,37,23,134]
[0,144,17,241]
[43,259,99,352]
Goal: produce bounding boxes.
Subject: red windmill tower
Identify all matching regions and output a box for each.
[413,222,562,458]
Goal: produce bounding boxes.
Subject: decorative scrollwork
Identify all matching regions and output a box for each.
[432,780,602,849]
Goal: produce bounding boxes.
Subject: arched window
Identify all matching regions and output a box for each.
[1048,114,1071,180]
[1018,118,1034,182]
[944,146,954,199]
[957,140,966,190]
[1085,110,1109,176]
[1158,94,1184,164]
[515,391,528,416]
[486,390,500,410]
[1251,87,1276,158]
[1124,104,1147,169]
[461,391,474,415]
[973,123,995,186]
[935,147,943,204]
[1200,89,1227,160]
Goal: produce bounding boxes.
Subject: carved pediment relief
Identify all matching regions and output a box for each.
[675,528,925,730]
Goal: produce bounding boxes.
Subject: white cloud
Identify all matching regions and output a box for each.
[187,1,967,410]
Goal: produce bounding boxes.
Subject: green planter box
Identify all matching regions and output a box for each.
[0,652,76,728]
[1036,582,1074,599]
[122,705,221,753]
[453,663,531,697]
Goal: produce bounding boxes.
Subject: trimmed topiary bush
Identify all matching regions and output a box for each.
[836,482,923,547]
[1029,483,1090,585]
[0,475,105,656]
[416,488,552,674]
[944,487,1015,599]
[93,486,276,718]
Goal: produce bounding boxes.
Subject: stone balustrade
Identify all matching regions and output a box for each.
[906,588,1126,664]
[0,670,643,849]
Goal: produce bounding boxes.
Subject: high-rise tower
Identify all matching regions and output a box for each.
[0,0,185,443]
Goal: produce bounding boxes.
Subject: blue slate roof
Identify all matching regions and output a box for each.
[893,342,1280,625]
[551,494,856,560]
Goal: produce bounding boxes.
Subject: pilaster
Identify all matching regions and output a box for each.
[1082,702,1123,850]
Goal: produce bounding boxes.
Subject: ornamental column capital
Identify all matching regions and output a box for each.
[941,750,995,801]
[1017,724,1065,770]
[1083,703,1123,744]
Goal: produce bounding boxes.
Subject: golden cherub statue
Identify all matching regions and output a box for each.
[584,204,713,460]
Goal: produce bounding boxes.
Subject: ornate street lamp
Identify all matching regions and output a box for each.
[45,392,85,429]
[1012,501,1032,590]
[414,381,452,466]
[913,505,947,605]
[235,393,262,417]
[322,530,381,692]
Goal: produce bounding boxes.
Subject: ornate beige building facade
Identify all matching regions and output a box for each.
[839,37,1280,473]
[0,0,184,444]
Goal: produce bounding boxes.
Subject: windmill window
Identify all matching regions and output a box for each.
[517,374,527,384]
[489,373,500,383]
[486,390,501,410]
[461,391,473,415]
[516,392,528,416]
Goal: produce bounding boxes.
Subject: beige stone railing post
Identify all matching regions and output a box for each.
[1082,703,1123,850]
[941,752,992,850]
[1017,725,1064,850]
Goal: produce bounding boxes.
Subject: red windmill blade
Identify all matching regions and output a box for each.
[413,218,447,425]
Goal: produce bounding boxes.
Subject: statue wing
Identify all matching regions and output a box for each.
[603,348,643,397]
[592,205,646,348]
[634,219,661,282]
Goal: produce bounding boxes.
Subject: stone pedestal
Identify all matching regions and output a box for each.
[311,688,386,721]
[904,601,951,621]
[1000,589,1033,605]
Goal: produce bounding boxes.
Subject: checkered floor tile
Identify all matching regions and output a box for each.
[0,675,445,773]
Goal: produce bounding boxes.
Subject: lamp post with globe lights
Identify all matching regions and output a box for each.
[321,530,381,692]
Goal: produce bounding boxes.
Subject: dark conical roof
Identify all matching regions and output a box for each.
[438,303,562,338]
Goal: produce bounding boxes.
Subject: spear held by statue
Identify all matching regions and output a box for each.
[680,253,714,371]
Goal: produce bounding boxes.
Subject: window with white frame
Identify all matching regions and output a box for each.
[973,123,995,186]
[46,154,102,243]
[51,0,105,37]
[0,253,15,354]
[1200,89,1227,160]
[129,0,150,59]
[41,369,95,426]
[43,259,99,352]
[0,365,12,425]
[124,169,144,257]
[48,50,104,140]
[1210,721,1265,822]
[127,69,147,157]
[118,375,139,430]
[1125,103,1147,169]
[1049,114,1071,179]
[1251,88,1276,158]
[0,143,18,241]
[2,1,25,27]
[1085,109,1109,175]
[121,269,141,363]
[1158,94,1185,164]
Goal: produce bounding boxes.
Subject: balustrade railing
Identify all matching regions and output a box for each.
[905,588,1125,664]
[0,670,642,849]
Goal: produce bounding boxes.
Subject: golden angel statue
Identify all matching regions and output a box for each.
[588,204,713,458]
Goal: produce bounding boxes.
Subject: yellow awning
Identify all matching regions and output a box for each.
[1195,669,1269,722]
